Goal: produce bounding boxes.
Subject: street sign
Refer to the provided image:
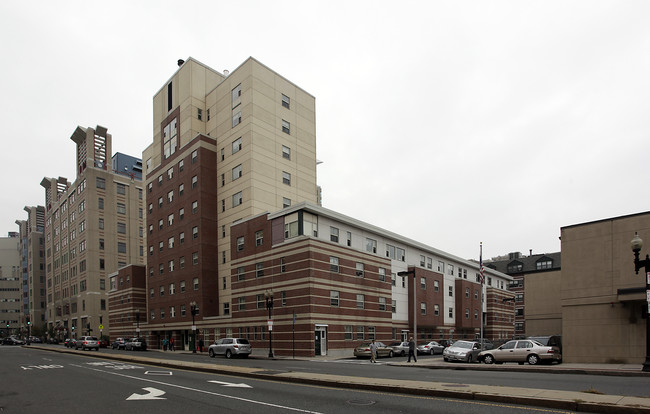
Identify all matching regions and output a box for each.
[268,319,273,331]
[98,324,104,330]
[647,272,650,285]
[646,290,650,303]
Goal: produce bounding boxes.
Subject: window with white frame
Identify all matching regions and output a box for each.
[356,294,364,309]
[330,290,339,307]
[330,256,339,273]
[281,119,290,134]
[232,137,242,154]
[356,262,364,277]
[282,145,290,160]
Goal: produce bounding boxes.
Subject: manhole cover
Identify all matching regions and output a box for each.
[347,400,376,406]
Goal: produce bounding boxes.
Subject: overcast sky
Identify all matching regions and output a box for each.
[2,1,649,261]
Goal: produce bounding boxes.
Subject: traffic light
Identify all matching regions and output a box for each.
[26,318,31,326]
[71,326,75,332]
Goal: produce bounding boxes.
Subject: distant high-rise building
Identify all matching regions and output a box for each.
[41,125,144,340]
[16,205,46,331]
[0,232,21,336]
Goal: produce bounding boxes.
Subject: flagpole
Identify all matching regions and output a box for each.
[479,242,485,349]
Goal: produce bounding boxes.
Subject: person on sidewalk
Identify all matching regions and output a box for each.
[369,339,378,363]
[169,337,174,351]
[162,338,168,351]
[407,337,417,362]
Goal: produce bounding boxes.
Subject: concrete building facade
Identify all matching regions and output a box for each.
[41,125,144,340]
[0,233,21,336]
[561,212,650,363]
[16,205,47,331]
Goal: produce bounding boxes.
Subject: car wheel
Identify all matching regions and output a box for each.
[527,354,539,365]
[467,355,473,363]
[225,349,232,359]
[209,349,215,358]
[443,357,449,362]
[430,349,435,356]
[388,350,393,358]
[483,354,494,364]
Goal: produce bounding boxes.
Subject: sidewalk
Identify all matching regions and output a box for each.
[27,345,650,413]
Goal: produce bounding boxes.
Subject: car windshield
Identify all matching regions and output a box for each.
[453,341,473,349]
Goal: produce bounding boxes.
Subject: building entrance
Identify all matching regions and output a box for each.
[315,325,327,356]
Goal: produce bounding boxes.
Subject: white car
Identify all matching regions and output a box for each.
[442,340,481,363]
[208,338,252,358]
[417,341,445,355]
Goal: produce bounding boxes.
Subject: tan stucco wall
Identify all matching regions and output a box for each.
[561,212,650,363]
[524,269,562,336]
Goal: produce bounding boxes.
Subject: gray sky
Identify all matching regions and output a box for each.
[2,1,649,261]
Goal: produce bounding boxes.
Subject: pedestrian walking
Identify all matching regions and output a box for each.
[199,338,204,352]
[169,337,174,351]
[162,338,168,351]
[407,337,417,362]
[369,339,378,363]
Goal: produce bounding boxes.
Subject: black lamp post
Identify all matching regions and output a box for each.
[135,309,140,337]
[398,269,417,346]
[190,301,197,353]
[265,290,274,358]
[630,232,650,372]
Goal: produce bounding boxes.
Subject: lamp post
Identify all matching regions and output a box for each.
[135,309,140,337]
[398,269,417,347]
[265,290,274,358]
[190,301,197,353]
[630,232,650,372]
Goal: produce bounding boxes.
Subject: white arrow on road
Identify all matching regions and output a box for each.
[208,380,252,388]
[126,387,167,400]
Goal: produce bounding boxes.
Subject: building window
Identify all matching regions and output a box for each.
[449,286,453,297]
[237,236,245,252]
[434,280,439,292]
[356,294,364,309]
[536,259,553,270]
[197,108,202,120]
[379,268,386,282]
[356,326,364,340]
[438,261,445,273]
[255,231,263,246]
[191,175,198,188]
[179,159,184,171]
[116,183,125,195]
[232,110,242,127]
[449,307,453,318]
[180,280,185,293]
[163,118,178,159]
[379,297,386,311]
[237,266,245,281]
[366,238,377,253]
[232,191,243,207]
[256,263,264,278]
[232,137,242,154]
[96,177,105,189]
[355,262,364,277]
[282,145,290,160]
[192,252,198,265]
[192,226,198,239]
[330,291,340,306]
[238,297,246,311]
[330,256,339,273]
[421,303,427,315]
[117,222,126,234]
[179,256,185,269]
[283,197,291,208]
[232,164,242,180]
[281,94,290,109]
[330,227,339,243]
[282,171,291,186]
[192,150,198,163]
[344,326,353,340]
[434,304,440,316]
[281,119,290,134]
[179,232,185,245]
[193,277,199,290]
[223,302,230,315]
[98,198,104,210]
[116,202,126,214]
[420,277,426,289]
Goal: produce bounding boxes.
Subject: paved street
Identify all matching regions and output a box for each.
[1,345,593,414]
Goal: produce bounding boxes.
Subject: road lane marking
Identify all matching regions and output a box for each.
[127,387,166,400]
[76,364,323,413]
[208,380,252,388]
[145,371,173,376]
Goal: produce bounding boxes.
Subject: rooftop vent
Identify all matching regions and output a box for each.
[177,59,185,67]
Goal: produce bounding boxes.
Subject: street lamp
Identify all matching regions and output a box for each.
[135,309,140,337]
[265,290,274,358]
[630,232,650,372]
[398,269,417,347]
[190,301,197,353]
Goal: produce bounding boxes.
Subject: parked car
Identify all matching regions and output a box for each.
[438,339,454,348]
[388,341,410,357]
[2,337,25,345]
[64,338,76,348]
[28,336,42,343]
[125,337,147,351]
[353,341,394,359]
[478,339,562,365]
[75,336,99,351]
[417,341,445,355]
[476,338,494,350]
[47,338,59,344]
[111,337,128,350]
[208,338,252,358]
[527,335,562,354]
[98,338,109,348]
[442,340,482,363]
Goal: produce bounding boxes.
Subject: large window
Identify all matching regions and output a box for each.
[163,118,178,159]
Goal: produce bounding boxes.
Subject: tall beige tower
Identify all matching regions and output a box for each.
[42,125,144,340]
[141,57,317,343]
[16,205,47,330]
